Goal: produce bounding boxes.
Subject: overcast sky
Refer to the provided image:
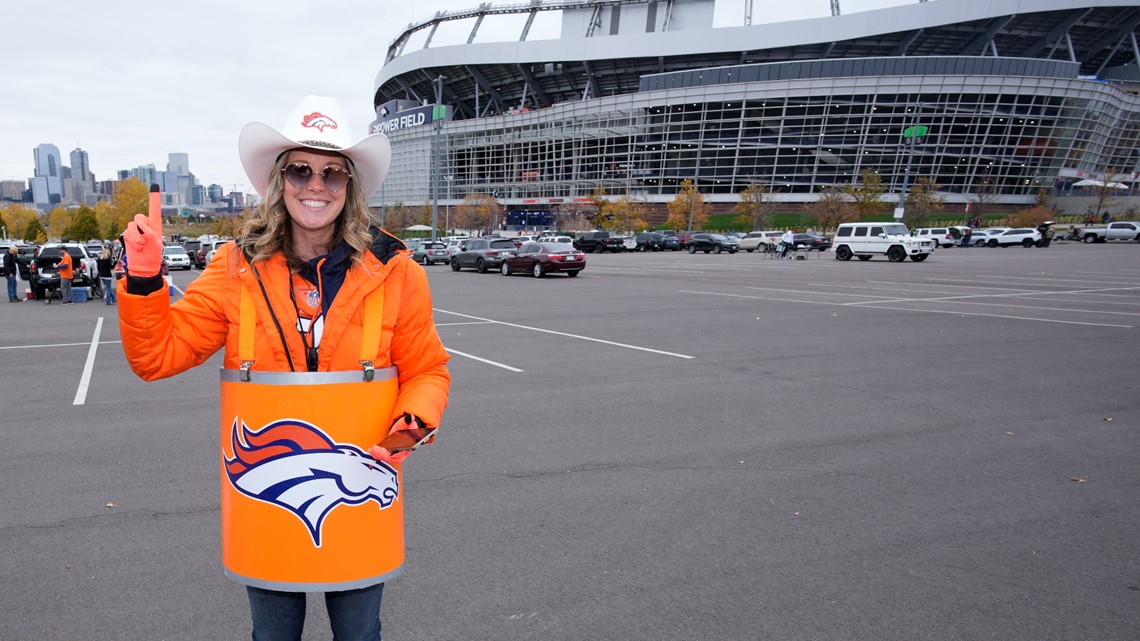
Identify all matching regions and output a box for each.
[1,0,910,194]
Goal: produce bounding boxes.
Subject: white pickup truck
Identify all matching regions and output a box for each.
[1080,221,1140,243]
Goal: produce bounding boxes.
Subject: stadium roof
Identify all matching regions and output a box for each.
[375,0,1140,119]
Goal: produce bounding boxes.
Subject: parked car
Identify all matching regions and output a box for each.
[911,227,960,248]
[450,237,518,272]
[1078,221,1140,243]
[831,222,934,262]
[203,238,232,264]
[162,245,192,270]
[85,241,106,258]
[537,234,574,245]
[685,233,740,254]
[660,234,682,251]
[739,231,782,253]
[987,228,1041,247]
[28,243,99,300]
[634,232,666,251]
[444,238,469,257]
[789,233,832,252]
[412,241,449,265]
[181,239,204,267]
[500,241,585,278]
[967,228,1008,246]
[618,236,638,252]
[573,230,625,253]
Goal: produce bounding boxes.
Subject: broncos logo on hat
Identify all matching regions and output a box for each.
[223,418,398,547]
[301,112,338,132]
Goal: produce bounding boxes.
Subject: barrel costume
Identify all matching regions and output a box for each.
[120,233,450,591]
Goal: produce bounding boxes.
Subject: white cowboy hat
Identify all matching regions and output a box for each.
[238,95,391,199]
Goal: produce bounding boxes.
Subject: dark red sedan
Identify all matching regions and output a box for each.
[500,242,585,278]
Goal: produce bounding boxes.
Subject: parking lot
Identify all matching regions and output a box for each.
[2,241,1138,641]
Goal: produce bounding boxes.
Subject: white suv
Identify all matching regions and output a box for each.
[911,227,959,248]
[832,223,935,262]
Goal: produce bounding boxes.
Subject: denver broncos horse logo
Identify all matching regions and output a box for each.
[223,418,398,547]
[301,111,338,132]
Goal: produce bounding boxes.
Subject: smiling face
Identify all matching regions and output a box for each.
[283,149,350,258]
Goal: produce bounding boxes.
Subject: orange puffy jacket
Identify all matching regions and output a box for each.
[118,236,450,428]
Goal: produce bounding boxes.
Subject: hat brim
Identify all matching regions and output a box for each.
[239,122,391,199]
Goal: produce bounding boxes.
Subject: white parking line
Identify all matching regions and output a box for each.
[681,290,1134,328]
[0,340,122,351]
[435,309,695,359]
[444,348,523,372]
[73,317,103,405]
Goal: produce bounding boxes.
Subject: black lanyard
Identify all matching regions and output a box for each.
[287,275,323,372]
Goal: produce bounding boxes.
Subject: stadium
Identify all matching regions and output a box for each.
[369,0,1140,227]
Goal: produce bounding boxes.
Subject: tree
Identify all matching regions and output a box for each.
[1089,166,1120,221]
[64,205,101,240]
[902,177,945,228]
[48,207,73,241]
[732,182,777,230]
[111,177,149,234]
[1,204,39,240]
[967,167,999,217]
[454,193,500,234]
[843,168,886,220]
[551,203,591,231]
[94,201,120,240]
[602,195,648,232]
[805,187,856,231]
[665,179,711,231]
[24,217,46,243]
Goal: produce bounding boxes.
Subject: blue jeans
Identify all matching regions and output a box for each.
[6,275,16,301]
[60,278,72,303]
[102,277,116,304]
[246,583,384,641]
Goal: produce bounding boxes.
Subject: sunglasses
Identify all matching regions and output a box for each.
[281,163,352,192]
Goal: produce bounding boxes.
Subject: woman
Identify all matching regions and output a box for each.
[96,248,116,305]
[118,95,450,640]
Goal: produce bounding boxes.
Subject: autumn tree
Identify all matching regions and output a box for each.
[48,207,73,241]
[902,177,945,228]
[1,204,39,240]
[732,182,777,230]
[111,177,149,236]
[24,217,47,243]
[601,195,648,232]
[94,201,120,239]
[454,193,500,234]
[551,203,591,231]
[665,179,711,231]
[844,168,887,220]
[64,205,102,240]
[805,187,856,231]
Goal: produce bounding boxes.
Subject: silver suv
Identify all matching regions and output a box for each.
[450,238,517,273]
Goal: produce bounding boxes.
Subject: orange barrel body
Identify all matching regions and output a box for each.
[219,367,400,591]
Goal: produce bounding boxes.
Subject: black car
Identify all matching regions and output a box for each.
[660,234,682,251]
[634,232,666,252]
[791,233,832,251]
[685,233,740,254]
[182,240,204,268]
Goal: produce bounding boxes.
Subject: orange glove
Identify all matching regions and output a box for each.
[122,184,165,277]
[369,413,428,465]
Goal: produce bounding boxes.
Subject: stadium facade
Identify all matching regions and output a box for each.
[370,0,1140,223]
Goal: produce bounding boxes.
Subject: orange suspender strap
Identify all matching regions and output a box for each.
[238,286,257,381]
[359,283,384,381]
[237,282,384,382]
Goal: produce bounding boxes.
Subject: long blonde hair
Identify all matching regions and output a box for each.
[238,151,374,271]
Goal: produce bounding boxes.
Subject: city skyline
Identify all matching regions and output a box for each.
[0,0,909,193]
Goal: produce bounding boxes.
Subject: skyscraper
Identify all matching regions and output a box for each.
[167,153,189,176]
[32,144,63,209]
[70,148,95,205]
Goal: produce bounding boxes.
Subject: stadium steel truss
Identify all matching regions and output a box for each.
[370,0,1140,216]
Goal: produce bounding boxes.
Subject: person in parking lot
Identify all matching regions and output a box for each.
[97,249,116,305]
[780,229,795,259]
[5,245,22,302]
[960,227,972,248]
[53,248,74,305]
[117,95,450,641]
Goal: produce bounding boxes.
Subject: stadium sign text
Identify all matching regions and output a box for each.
[371,105,432,134]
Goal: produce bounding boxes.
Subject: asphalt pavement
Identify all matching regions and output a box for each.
[1,241,1137,641]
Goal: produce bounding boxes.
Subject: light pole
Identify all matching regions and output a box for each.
[431,75,445,242]
[895,104,926,222]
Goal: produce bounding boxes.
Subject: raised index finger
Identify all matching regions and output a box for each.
[148,183,163,237]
